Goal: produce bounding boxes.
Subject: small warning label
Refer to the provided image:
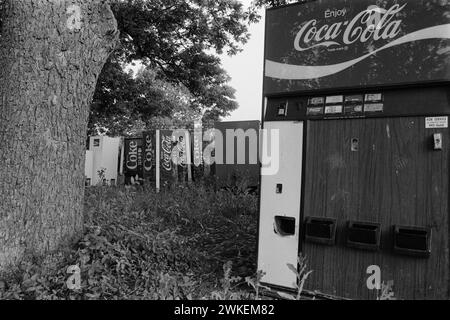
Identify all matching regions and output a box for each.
[426,117,448,129]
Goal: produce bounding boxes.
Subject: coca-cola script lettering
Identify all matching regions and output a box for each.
[161,135,172,172]
[264,0,450,93]
[294,4,406,51]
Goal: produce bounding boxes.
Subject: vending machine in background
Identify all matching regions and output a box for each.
[124,137,145,185]
[85,136,122,186]
[258,0,450,299]
[214,121,261,190]
[85,150,94,186]
[143,131,157,182]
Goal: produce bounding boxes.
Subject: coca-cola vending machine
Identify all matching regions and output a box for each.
[85,136,121,186]
[258,0,450,299]
[124,137,144,185]
[143,131,156,182]
[191,128,204,182]
[214,120,260,189]
[158,130,175,187]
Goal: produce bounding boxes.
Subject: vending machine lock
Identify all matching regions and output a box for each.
[351,138,359,152]
[433,133,443,150]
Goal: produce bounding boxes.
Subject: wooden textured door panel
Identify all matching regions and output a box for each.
[303,117,449,300]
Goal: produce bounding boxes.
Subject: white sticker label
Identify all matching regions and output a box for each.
[364,103,384,113]
[426,117,448,129]
[325,105,343,114]
[326,95,344,104]
[365,93,383,102]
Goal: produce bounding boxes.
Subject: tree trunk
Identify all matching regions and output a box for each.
[0,0,118,270]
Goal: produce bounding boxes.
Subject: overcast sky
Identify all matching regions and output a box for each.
[221,2,265,122]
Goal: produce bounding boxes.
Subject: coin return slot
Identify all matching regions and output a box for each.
[304,217,337,245]
[346,221,381,251]
[394,226,431,258]
[274,216,296,237]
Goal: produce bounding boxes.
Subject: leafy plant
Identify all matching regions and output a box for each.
[97,168,107,186]
[245,270,270,300]
[210,261,246,300]
[277,255,313,300]
[377,281,396,300]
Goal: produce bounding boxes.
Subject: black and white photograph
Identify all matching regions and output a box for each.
[0,0,449,312]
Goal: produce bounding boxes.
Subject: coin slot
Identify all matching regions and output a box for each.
[351,138,359,152]
[277,102,288,117]
[276,184,283,194]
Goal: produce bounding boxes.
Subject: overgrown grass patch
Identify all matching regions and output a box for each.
[0,181,259,300]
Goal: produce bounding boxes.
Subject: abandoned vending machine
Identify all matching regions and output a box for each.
[85,136,122,186]
[257,0,450,300]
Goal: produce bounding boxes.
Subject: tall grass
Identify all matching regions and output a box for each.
[0,181,259,300]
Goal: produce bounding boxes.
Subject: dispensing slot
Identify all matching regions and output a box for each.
[346,221,381,251]
[394,226,431,257]
[274,216,296,236]
[304,217,337,245]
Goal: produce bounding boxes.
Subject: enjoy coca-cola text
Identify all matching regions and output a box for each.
[294,3,406,51]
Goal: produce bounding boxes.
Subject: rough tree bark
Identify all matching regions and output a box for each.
[0,0,118,270]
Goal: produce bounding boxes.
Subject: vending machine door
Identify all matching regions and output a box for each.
[303,117,449,299]
[258,121,303,289]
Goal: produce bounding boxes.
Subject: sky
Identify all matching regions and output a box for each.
[220,3,265,122]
